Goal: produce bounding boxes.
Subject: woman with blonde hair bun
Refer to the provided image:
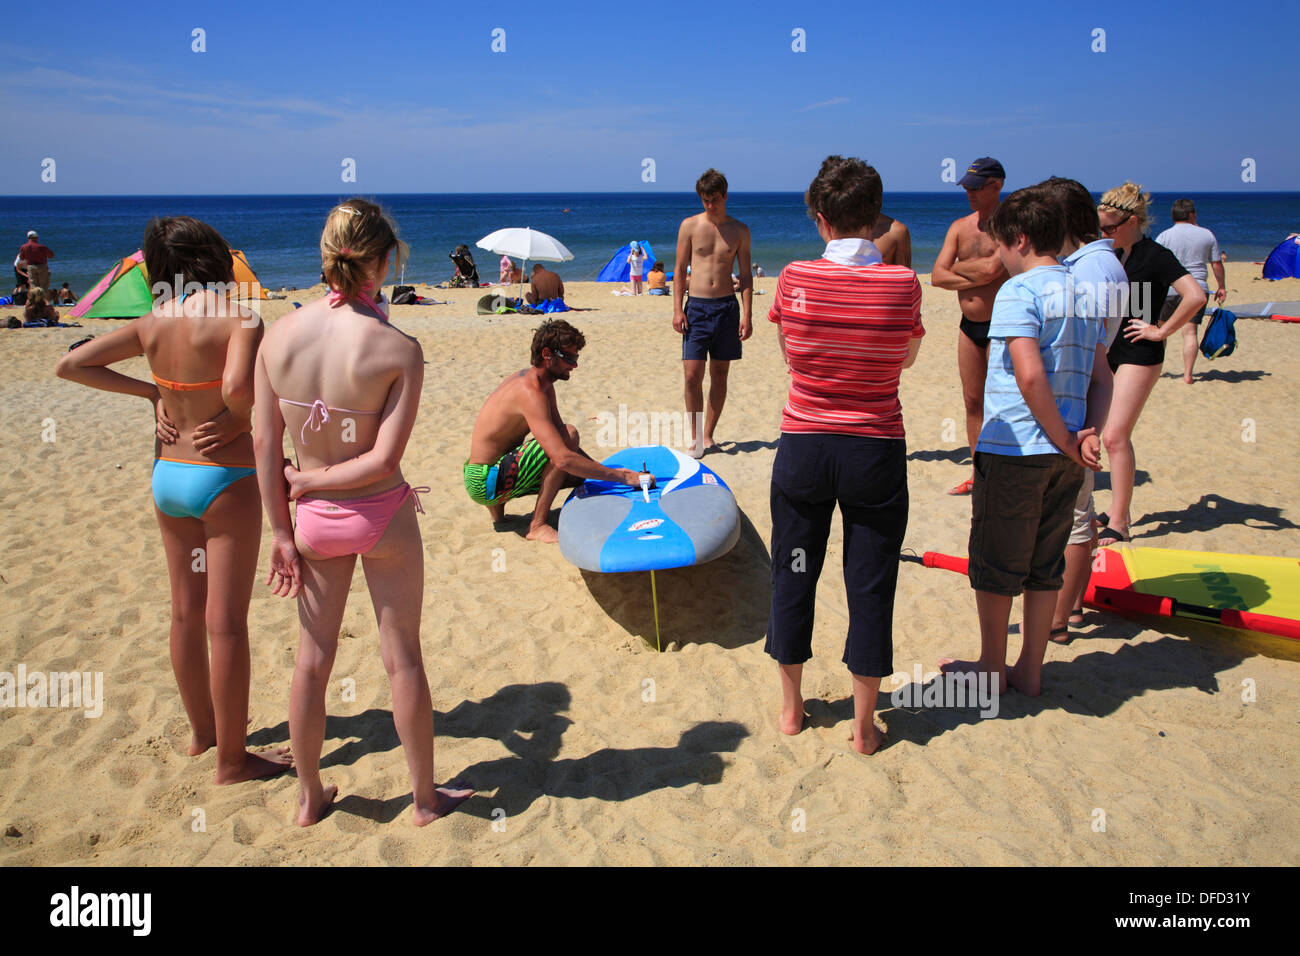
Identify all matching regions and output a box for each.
[254,197,473,826]
[1096,182,1206,544]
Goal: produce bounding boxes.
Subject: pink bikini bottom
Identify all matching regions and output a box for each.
[294,483,428,559]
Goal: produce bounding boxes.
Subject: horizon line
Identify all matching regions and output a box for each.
[4,189,1298,199]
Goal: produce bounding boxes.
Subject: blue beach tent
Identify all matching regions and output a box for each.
[1262,235,1299,280]
[597,241,672,282]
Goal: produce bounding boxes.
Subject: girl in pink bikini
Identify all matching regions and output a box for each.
[254,198,473,826]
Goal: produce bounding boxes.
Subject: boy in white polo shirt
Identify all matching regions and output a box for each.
[940,187,1112,697]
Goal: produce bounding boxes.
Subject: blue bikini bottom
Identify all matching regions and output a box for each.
[152,458,256,519]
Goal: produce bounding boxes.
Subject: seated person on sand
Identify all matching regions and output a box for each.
[647,261,669,295]
[464,319,652,543]
[447,244,480,287]
[525,262,565,306]
[23,287,59,325]
[58,282,76,304]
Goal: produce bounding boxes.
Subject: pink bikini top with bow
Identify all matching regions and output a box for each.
[278,288,389,444]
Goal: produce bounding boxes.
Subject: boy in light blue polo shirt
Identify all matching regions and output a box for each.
[940,186,1112,699]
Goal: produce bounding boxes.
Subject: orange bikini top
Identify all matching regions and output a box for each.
[153,374,223,391]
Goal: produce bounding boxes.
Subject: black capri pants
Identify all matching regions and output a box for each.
[766,432,909,678]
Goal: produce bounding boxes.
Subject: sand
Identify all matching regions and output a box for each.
[1,262,1298,866]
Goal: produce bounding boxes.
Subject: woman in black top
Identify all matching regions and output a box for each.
[1097,182,1205,544]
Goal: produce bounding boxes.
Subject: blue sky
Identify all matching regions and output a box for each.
[2,0,1296,194]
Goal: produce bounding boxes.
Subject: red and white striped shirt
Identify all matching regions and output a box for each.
[769,258,924,439]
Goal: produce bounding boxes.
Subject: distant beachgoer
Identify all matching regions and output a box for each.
[23,286,58,325]
[255,198,473,826]
[673,168,752,457]
[1155,199,1227,384]
[58,282,76,304]
[56,215,290,785]
[627,241,646,295]
[939,187,1111,697]
[1097,183,1205,545]
[767,155,924,754]
[13,252,28,288]
[499,255,513,284]
[526,262,564,306]
[450,244,479,287]
[463,319,652,542]
[1042,177,1129,641]
[647,260,668,295]
[752,263,765,278]
[931,157,1010,495]
[19,230,53,290]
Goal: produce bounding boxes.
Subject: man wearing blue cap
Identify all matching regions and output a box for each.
[932,158,1008,495]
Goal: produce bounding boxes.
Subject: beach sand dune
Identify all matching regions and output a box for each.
[2,264,1298,865]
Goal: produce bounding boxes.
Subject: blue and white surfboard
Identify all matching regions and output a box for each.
[558,445,741,573]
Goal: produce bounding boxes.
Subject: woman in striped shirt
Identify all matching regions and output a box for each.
[767,155,925,755]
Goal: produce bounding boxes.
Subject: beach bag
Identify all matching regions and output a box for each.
[1199,307,1237,359]
[390,284,417,305]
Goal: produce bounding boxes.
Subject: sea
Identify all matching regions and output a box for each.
[3,192,1297,295]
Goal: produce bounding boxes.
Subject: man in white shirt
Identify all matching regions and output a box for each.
[1156,199,1226,383]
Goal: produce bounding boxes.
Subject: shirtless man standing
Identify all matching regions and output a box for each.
[673,168,752,457]
[464,319,652,543]
[931,157,1009,495]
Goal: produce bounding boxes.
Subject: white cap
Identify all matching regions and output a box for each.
[27,230,37,238]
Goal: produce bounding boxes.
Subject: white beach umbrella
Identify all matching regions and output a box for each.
[477,227,574,298]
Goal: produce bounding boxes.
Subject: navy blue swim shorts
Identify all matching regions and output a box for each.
[682,295,742,361]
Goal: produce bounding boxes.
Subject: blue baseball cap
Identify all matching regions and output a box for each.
[958,157,1006,189]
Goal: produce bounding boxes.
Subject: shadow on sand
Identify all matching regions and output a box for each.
[1161,369,1271,383]
[578,508,771,650]
[816,612,1300,749]
[249,682,749,823]
[908,446,970,465]
[1131,494,1299,539]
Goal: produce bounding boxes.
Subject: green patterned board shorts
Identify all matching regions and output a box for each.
[463,437,549,506]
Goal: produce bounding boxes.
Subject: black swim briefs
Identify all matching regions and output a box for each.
[959,315,990,349]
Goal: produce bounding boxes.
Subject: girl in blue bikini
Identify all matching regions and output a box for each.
[56,216,292,784]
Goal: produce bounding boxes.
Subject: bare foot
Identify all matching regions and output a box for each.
[188,734,216,757]
[686,442,705,459]
[413,780,475,826]
[488,502,505,523]
[525,523,559,543]
[1183,374,1194,384]
[297,783,338,827]
[216,747,293,784]
[778,705,804,736]
[850,724,885,755]
[938,657,1008,694]
[1007,663,1042,697]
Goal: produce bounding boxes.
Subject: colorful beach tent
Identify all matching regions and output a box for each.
[1261,234,1300,280]
[69,249,267,319]
[596,241,672,282]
